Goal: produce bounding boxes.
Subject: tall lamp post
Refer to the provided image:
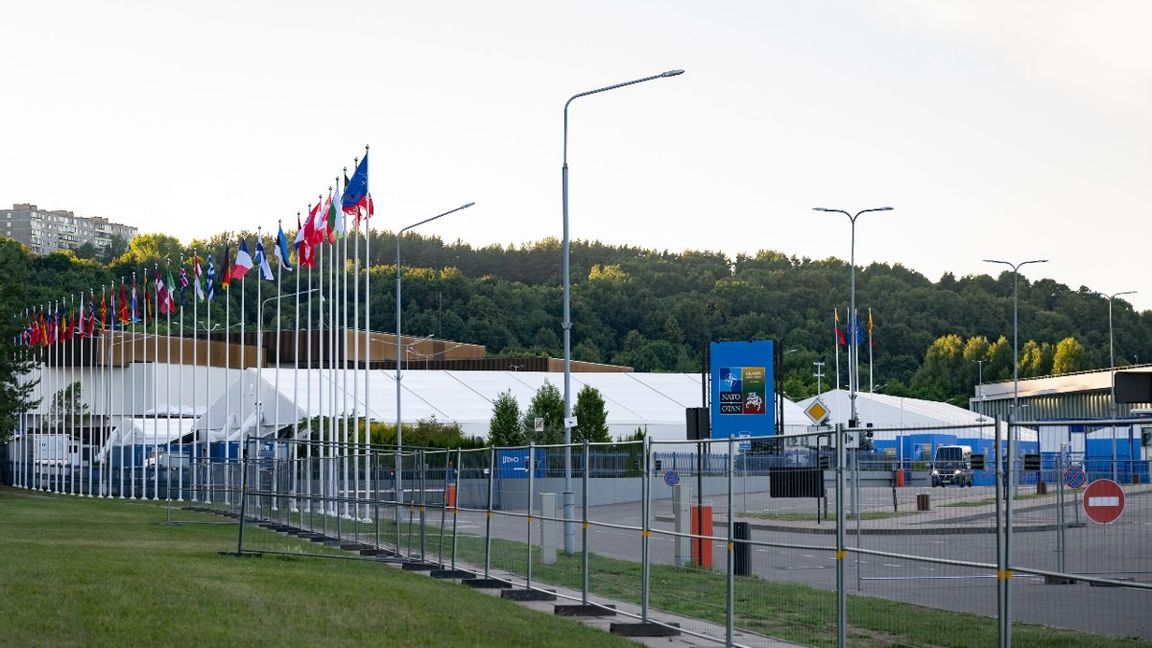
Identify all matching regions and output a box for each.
[983,259,1048,423]
[395,203,474,526]
[562,68,683,554]
[813,207,892,428]
[1108,290,1136,482]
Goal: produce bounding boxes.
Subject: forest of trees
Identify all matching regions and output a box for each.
[3,227,1151,414]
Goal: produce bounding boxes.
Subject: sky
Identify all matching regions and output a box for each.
[4,1,1151,310]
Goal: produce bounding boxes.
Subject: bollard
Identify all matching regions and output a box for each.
[446,484,457,511]
[690,501,714,569]
[916,493,930,511]
[1036,482,1047,495]
[733,521,751,576]
[894,468,905,487]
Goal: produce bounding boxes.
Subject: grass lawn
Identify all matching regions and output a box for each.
[449,526,1152,648]
[0,487,634,648]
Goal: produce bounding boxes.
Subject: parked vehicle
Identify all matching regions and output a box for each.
[931,444,973,487]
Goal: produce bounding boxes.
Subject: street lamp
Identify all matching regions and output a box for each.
[813,207,893,428]
[395,203,474,525]
[1108,290,1137,482]
[983,259,1048,422]
[562,68,683,554]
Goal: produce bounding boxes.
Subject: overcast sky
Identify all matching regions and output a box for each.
[4,1,1150,311]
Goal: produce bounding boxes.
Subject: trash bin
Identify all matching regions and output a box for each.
[733,522,751,576]
[916,493,930,511]
[1036,482,1047,495]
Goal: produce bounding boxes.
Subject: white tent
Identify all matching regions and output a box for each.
[797,389,1035,442]
[194,369,814,442]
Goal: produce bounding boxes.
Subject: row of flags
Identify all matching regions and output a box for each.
[16,153,372,348]
[834,307,875,347]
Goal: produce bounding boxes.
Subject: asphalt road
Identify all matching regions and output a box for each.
[451,484,1152,640]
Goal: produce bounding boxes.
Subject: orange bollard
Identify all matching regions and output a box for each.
[446,484,457,511]
[895,468,906,487]
[690,504,714,569]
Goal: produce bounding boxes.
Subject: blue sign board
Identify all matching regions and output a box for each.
[709,340,776,440]
[663,469,680,487]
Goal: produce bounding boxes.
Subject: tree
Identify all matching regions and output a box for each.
[1052,336,1086,375]
[573,384,610,443]
[488,390,524,446]
[46,382,89,431]
[0,283,40,441]
[522,380,564,445]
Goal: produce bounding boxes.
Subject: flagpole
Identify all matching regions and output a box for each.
[239,240,248,514]
[291,216,301,515]
[223,256,232,508]
[99,288,107,497]
[316,217,326,518]
[338,176,351,520]
[68,294,76,495]
[273,226,284,513]
[153,263,162,500]
[360,147,372,519]
[306,226,313,516]
[205,259,214,504]
[254,227,264,518]
[349,166,364,521]
[868,308,874,394]
[165,260,174,500]
[327,212,337,517]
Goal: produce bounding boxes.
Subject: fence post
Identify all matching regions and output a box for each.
[994,417,1006,647]
[484,445,495,578]
[438,450,450,567]
[836,423,846,648]
[1005,416,1015,648]
[451,447,462,570]
[527,442,535,589]
[726,435,735,646]
[641,435,651,623]
[581,440,590,605]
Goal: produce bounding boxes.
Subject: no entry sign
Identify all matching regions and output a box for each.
[1083,479,1125,525]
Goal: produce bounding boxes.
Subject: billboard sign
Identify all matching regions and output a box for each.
[709,340,776,440]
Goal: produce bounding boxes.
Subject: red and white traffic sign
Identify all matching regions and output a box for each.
[1083,479,1125,525]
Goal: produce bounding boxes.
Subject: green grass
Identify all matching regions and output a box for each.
[745,511,914,521]
[446,526,1152,648]
[940,493,1044,507]
[0,487,634,648]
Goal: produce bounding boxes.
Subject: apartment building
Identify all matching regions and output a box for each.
[1,203,137,256]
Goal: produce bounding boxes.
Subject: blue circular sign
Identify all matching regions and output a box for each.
[663,469,680,487]
[1064,465,1086,489]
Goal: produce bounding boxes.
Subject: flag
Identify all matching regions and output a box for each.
[220,247,232,291]
[85,299,97,336]
[119,284,130,324]
[100,294,107,331]
[321,192,335,243]
[231,240,254,281]
[193,255,206,302]
[342,152,369,217]
[130,277,139,322]
[276,224,292,271]
[295,213,314,269]
[834,308,846,346]
[155,270,170,315]
[178,265,189,306]
[868,308,874,347]
[331,182,345,240]
[254,240,274,280]
[305,202,324,247]
[206,256,217,301]
[144,284,153,319]
[75,303,86,338]
[856,317,864,345]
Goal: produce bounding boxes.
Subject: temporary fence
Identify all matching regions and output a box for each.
[6,418,1152,647]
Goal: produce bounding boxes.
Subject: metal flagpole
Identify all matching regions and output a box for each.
[202,257,212,504]
[133,274,141,500]
[834,308,841,391]
[120,287,127,499]
[223,256,232,507]
[292,218,301,514]
[177,260,185,500]
[868,308,874,393]
[305,233,313,515]
[238,243,247,513]
[361,148,371,520]
[349,169,365,521]
[316,220,326,517]
[274,225,284,507]
[69,293,77,496]
[340,181,352,521]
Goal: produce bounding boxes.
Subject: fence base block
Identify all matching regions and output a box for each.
[554,604,616,617]
[340,543,374,552]
[400,562,436,571]
[609,622,680,637]
[430,569,474,579]
[464,578,512,589]
[1044,575,1076,585]
[501,589,557,601]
